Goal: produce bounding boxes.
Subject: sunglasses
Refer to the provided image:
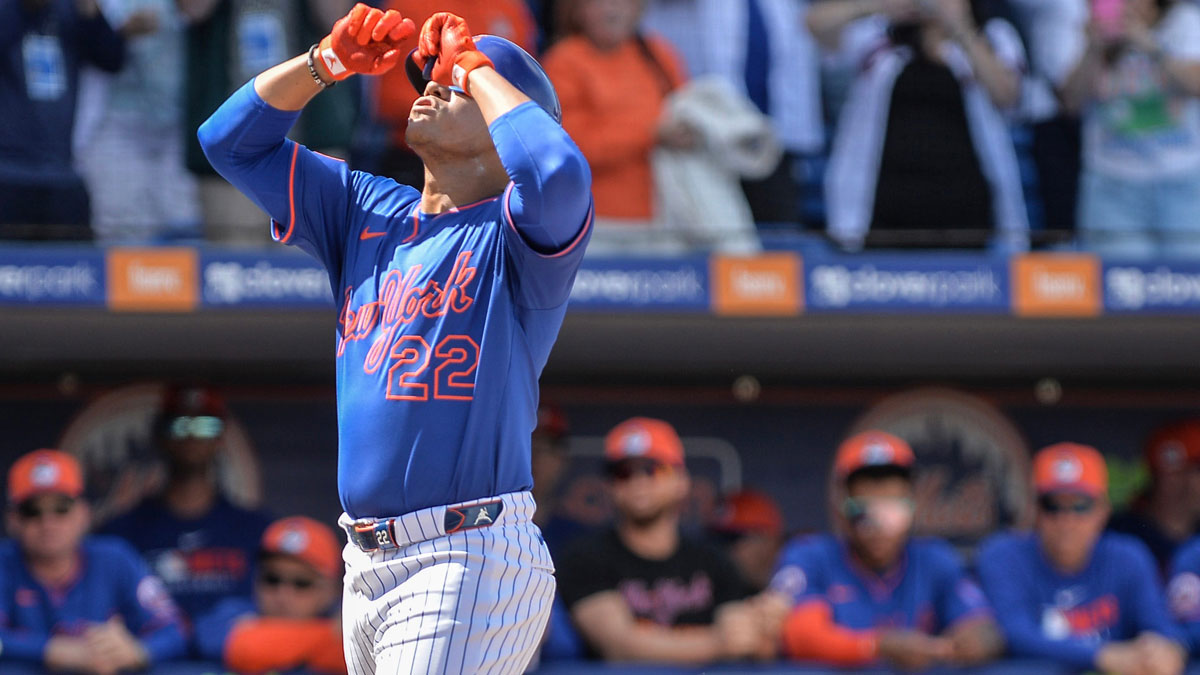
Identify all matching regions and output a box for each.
[607,459,671,482]
[15,497,76,520]
[168,415,224,440]
[259,572,319,591]
[1038,495,1096,515]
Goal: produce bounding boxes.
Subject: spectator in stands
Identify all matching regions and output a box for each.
[641,0,825,227]
[556,417,770,664]
[1110,419,1200,573]
[767,430,1002,670]
[0,0,124,241]
[542,0,693,255]
[709,488,786,593]
[177,0,356,244]
[978,442,1186,675]
[1,449,186,672]
[76,0,201,244]
[809,0,1029,251]
[1007,0,1086,235]
[103,385,273,628]
[1052,0,1200,259]
[365,0,537,187]
[195,516,346,674]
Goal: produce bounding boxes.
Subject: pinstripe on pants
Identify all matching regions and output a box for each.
[339,492,556,675]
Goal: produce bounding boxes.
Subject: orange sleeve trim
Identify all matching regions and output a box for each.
[782,600,879,666]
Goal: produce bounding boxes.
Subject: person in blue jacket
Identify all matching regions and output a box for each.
[0,449,186,673]
[978,442,1187,675]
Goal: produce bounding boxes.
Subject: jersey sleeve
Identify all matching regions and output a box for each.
[491,103,593,310]
[198,80,376,282]
[192,597,257,661]
[1168,540,1200,653]
[0,550,51,663]
[927,540,992,629]
[108,540,188,664]
[1121,538,1187,646]
[224,617,346,674]
[975,535,1100,669]
[768,536,828,607]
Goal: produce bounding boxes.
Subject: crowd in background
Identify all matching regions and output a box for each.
[8,385,1200,673]
[5,0,1200,257]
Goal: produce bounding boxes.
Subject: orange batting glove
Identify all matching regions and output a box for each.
[318,3,416,81]
[412,12,494,94]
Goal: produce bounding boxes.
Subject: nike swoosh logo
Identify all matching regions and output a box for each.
[360,227,386,240]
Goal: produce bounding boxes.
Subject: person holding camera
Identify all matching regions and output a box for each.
[1053,0,1200,259]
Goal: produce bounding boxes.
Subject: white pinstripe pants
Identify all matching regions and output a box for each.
[339,492,556,675]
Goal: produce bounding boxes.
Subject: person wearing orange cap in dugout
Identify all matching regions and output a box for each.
[555,417,771,664]
[709,489,786,593]
[1109,420,1200,573]
[978,443,1186,675]
[766,430,1003,671]
[194,516,346,674]
[0,449,187,673]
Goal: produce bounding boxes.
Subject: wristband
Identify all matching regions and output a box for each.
[307,43,336,89]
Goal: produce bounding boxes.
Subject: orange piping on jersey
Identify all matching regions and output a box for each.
[277,143,300,244]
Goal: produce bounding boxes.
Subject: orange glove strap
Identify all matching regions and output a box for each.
[452,50,495,94]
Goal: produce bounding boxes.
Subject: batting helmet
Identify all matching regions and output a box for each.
[405,36,562,124]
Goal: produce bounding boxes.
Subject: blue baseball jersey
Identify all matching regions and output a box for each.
[102,496,272,622]
[1167,536,1200,653]
[0,536,186,664]
[200,82,591,519]
[977,531,1185,668]
[192,596,255,661]
[768,534,989,633]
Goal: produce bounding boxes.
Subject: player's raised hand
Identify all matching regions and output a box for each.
[412,12,494,93]
[318,3,416,81]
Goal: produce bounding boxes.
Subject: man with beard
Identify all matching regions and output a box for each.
[555,417,767,664]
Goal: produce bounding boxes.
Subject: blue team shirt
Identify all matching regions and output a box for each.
[200,82,591,519]
[102,496,272,622]
[0,536,186,664]
[1167,536,1200,653]
[977,531,1184,668]
[768,534,989,634]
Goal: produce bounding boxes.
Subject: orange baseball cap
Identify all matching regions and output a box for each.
[711,490,784,539]
[1144,420,1200,474]
[261,516,343,579]
[834,430,916,481]
[161,384,227,419]
[1033,443,1108,498]
[8,449,84,504]
[604,417,685,466]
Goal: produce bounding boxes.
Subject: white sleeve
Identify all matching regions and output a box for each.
[835,15,890,70]
[983,19,1027,74]
[1160,4,1200,62]
[1034,0,1089,86]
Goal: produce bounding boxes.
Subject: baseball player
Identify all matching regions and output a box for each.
[195,516,347,674]
[1,449,186,673]
[767,430,1002,670]
[977,442,1186,675]
[198,3,591,673]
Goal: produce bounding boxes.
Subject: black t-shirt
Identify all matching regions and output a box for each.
[871,56,994,247]
[557,528,748,628]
